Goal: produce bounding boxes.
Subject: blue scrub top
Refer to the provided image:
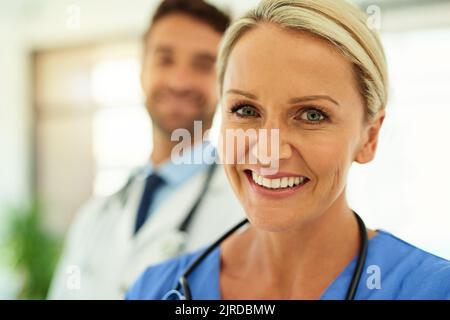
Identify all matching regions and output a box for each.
[126,230,450,300]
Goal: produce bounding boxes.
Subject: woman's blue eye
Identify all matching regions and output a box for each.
[233,105,259,117]
[301,109,325,122]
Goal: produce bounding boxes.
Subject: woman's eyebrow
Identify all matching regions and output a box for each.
[289,95,340,106]
[225,89,339,107]
[225,89,258,100]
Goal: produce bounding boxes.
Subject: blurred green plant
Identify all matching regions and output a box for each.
[3,201,62,299]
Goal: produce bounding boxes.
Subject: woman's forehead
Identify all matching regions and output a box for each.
[223,25,357,101]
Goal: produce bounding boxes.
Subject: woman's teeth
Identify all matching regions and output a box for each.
[251,171,307,189]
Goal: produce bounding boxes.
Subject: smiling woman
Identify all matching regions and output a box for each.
[126,0,450,300]
[220,25,382,234]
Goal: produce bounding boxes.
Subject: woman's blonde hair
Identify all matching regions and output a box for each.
[217,0,388,121]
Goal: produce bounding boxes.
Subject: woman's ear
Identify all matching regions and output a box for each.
[355,109,386,164]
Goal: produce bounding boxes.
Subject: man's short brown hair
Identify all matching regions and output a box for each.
[144,0,231,40]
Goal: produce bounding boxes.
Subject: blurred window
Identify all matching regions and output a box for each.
[90,59,151,196]
[348,28,450,259]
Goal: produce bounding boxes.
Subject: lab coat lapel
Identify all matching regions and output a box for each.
[115,174,146,250]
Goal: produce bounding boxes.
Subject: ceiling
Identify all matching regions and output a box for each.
[1,0,449,49]
[2,0,448,20]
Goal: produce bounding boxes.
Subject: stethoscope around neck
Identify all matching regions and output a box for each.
[163,210,368,300]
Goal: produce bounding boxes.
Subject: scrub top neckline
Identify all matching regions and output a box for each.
[211,229,384,300]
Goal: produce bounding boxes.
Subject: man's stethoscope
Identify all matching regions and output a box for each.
[163,210,368,300]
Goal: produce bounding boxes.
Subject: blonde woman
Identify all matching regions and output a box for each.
[127,0,450,300]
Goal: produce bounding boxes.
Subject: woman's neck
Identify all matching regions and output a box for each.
[221,194,373,299]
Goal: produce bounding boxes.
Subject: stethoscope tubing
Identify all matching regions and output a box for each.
[166,211,368,300]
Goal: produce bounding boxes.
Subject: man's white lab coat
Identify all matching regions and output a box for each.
[48,165,244,299]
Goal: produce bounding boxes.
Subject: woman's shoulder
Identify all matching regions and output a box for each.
[125,247,208,300]
[374,230,450,270]
[366,230,450,299]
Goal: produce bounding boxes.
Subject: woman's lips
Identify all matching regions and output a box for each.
[243,169,309,198]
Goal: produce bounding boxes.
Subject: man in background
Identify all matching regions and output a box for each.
[48,0,243,299]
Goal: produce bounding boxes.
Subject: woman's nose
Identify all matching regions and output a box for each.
[278,141,293,160]
[257,121,293,161]
[249,128,292,173]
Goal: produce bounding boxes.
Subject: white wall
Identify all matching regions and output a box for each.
[380,2,450,32]
[0,17,32,208]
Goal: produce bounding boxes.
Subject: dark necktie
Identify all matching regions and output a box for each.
[134,173,166,234]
